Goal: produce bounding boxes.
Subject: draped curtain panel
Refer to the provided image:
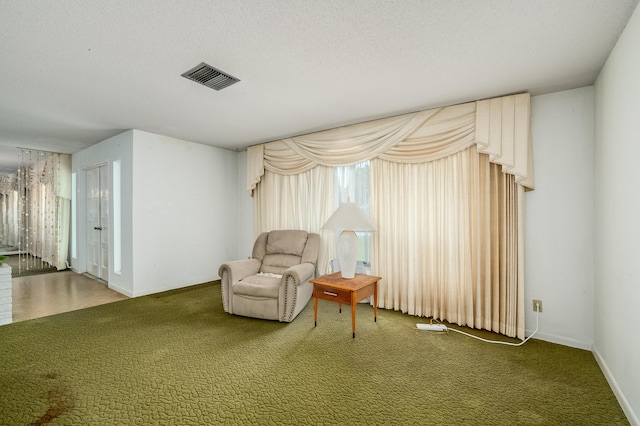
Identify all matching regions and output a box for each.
[0,173,19,247]
[254,165,335,276]
[17,151,71,271]
[249,94,532,339]
[248,93,533,193]
[371,148,524,338]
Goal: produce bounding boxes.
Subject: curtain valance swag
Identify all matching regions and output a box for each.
[247,93,533,194]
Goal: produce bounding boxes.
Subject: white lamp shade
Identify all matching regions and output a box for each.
[321,202,376,231]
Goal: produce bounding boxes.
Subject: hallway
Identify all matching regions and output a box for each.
[11,270,128,323]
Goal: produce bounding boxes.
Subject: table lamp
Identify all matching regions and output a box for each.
[322,202,376,279]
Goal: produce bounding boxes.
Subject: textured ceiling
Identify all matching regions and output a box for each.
[0,0,638,170]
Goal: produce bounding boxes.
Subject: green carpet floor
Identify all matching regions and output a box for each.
[0,282,629,425]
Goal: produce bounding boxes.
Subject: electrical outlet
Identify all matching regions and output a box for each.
[533,299,543,312]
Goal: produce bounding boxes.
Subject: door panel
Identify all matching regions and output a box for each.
[86,167,101,277]
[86,165,109,281]
[99,165,109,280]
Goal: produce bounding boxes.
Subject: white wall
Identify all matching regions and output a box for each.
[526,87,595,350]
[130,130,238,296]
[73,129,240,297]
[236,150,255,258]
[593,4,640,424]
[72,130,134,295]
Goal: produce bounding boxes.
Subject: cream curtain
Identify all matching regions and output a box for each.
[248,94,533,193]
[254,165,335,276]
[371,147,524,338]
[249,93,532,339]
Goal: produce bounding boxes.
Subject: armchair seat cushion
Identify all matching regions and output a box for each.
[233,274,282,299]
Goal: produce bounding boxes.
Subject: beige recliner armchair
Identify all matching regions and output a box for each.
[218,230,320,322]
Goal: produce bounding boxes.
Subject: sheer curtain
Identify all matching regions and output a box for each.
[0,173,19,247]
[254,165,335,275]
[333,162,372,266]
[17,150,71,271]
[249,94,532,338]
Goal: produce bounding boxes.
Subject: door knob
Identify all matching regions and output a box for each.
[94,226,102,230]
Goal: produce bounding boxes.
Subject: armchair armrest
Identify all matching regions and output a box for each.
[282,262,316,286]
[218,258,261,283]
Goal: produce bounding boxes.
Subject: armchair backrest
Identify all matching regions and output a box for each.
[252,230,320,275]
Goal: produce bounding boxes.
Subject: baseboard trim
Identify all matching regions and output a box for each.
[592,345,638,426]
[527,330,592,351]
[131,281,208,298]
[107,282,133,298]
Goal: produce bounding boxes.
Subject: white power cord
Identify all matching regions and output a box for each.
[417,302,540,347]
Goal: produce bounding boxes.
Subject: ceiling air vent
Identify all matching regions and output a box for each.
[181,62,240,91]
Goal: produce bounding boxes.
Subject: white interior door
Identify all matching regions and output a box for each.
[86,164,109,280]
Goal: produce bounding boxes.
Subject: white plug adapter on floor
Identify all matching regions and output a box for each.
[416,323,448,331]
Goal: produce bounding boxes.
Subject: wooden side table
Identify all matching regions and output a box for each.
[310,272,381,338]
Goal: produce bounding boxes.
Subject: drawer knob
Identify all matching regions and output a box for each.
[323,291,338,297]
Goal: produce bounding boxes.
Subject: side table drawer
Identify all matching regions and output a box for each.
[313,284,351,304]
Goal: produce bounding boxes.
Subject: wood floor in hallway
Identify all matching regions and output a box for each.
[11,270,128,323]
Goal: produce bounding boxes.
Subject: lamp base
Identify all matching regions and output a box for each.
[337,230,358,279]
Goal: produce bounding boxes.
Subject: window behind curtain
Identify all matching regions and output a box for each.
[333,161,371,267]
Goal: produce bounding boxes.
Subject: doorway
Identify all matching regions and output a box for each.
[0,149,72,274]
[86,164,109,281]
